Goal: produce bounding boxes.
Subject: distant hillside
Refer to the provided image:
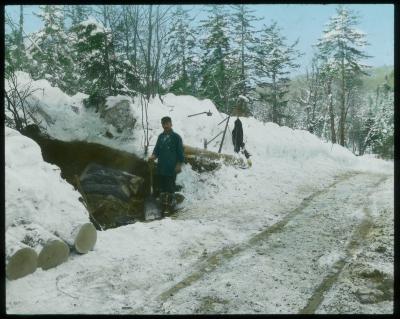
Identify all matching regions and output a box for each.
[289,65,394,93]
[360,65,394,92]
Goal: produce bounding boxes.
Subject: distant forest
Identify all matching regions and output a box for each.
[5,5,394,158]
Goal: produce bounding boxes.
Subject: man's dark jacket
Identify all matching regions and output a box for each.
[153,130,184,176]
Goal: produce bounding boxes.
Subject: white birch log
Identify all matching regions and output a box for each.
[53,222,97,254]
[6,234,38,280]
[73,223,97,254]
[10,223,70,270]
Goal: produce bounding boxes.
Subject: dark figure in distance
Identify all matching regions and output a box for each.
[232,117,251,159]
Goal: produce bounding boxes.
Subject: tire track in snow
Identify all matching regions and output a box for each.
[298,174,389,314]
[156,171,362,304]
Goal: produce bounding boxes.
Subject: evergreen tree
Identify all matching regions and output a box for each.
[359,84,394,158]
[64,5,91,28]
[316,6,371,146]
[199,5,237,113]
[28,5,75,94]
[230,4,260,114]
[5,6,30,73]
[164,6,197,95]
[288,57,325,134]
[254,21,302,125]
[317,55,339,143]
[69,16,138,97]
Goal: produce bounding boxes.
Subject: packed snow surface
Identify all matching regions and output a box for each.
[5,72,393,314]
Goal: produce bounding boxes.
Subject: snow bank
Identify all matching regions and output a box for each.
[105,95,133,111]
[7,72,393,210]
[5,126,91,233]
[7,72,388,169]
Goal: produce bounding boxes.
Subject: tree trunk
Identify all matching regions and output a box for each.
[132,6,139,73]
[16,5,24,67]
[6,233,38,280]
[123,7,130,61]
[339,56,346,146]
[9,217,97,256]
[10,223,70,270]
[272,73,278,124]
[327,80,336,144]
[52,222,97,254]
[152,6,162,98]
[71,223,98,253]
[102,6,113,95]
[146,5,153,100]
[240,6,245,97]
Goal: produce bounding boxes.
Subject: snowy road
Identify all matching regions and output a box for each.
[6,170,393,314]
[143,171,393,314]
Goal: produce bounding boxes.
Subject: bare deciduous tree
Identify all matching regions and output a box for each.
[5,68,43,133]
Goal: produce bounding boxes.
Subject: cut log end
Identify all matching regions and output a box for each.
[74,223,97,254]
[6,247,38,280]
[38,239,70,270]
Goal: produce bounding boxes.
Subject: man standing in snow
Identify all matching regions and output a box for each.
[149,116,184,213]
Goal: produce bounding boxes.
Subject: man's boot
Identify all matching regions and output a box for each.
[160,192,168,217]
[166,193,174,212]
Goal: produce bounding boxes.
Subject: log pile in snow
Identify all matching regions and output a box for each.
[5,127,98,280]
[183,145,247,172]
[10,221,70,270]
[77,163,145,229]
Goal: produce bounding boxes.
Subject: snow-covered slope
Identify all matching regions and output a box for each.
[5,127,91,233]
[6,72,391,209]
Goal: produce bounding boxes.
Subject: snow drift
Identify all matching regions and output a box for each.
[5,71,392,213]
[5,127,97,279]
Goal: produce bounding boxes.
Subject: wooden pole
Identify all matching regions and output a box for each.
[218,114,231,154]
[75,175,103,231]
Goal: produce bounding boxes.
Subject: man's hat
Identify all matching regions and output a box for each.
[161,116,172,124]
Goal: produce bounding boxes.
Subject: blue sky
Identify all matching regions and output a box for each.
[5,4,394,76]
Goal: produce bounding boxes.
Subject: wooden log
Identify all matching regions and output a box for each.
[80,163,145,197]
[79,182,131,201]
[6,233,38,280]
[85,193,143,229]
[10,215,97,257]
[183,145,246,172]
[73,223,97,254]
[53,222,97,254]
[10,223,70,270]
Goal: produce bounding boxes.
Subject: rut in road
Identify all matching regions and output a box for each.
[298,174,389,314]
[156,170,377,304]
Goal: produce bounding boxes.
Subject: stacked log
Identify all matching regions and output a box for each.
[6,233,38,280]
[72,223,97,254]
[9,222,70,270]
[6,221,97,280]
[77,163,145,229]
[50,221,97,255]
